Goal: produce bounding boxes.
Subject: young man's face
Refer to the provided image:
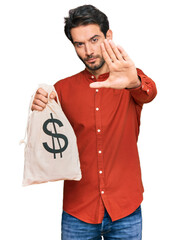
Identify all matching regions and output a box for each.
[71,24,111,72]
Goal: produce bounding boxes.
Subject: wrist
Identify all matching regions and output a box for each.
[126,76,141,89]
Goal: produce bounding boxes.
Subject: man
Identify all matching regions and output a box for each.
[32,5,157,240]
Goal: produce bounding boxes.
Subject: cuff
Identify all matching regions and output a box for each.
[128,75,150,96]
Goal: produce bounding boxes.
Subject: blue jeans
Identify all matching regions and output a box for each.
[61,206,142,240]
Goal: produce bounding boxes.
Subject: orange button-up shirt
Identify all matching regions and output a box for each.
[54,68,157,224]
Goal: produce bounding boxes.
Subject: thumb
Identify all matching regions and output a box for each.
[89,80,110,89]
[49,91,56,99]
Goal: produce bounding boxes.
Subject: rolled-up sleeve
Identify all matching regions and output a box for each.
[128,68,157,106]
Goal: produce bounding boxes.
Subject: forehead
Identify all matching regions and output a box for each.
[70,24,104,42]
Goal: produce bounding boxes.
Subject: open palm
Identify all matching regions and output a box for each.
[90,40,140,89]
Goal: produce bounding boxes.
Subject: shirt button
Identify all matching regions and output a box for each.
[99,170,103,174]
[101,191,104,194]
[91,76,94,79]
[147,89,149,93]
[96,89,99,92]
[98,150,102,154]
[96,107,99,111]
[97,129,101,132]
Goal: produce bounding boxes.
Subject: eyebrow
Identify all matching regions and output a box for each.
[90,35,101,40]
[73,35,101,45]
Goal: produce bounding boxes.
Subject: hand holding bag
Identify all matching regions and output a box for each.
[21,84,82,186]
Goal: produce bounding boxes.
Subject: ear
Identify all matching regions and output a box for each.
[106,29,113,40]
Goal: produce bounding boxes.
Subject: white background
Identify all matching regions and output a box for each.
[0,0,176,239]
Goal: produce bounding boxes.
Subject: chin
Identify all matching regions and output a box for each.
[86,62,105,71]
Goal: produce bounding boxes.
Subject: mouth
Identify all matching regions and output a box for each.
[86,58,97,63]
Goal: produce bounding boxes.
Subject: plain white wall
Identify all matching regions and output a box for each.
[0,0,175,239]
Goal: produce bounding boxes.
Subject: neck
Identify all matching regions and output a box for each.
[86,63,109,78]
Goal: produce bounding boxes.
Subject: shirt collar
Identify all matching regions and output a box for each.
[82,68,109,82]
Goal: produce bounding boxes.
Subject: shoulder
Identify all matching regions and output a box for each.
[54,70,85,90]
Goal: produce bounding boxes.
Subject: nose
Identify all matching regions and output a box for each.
[85,43,93,56]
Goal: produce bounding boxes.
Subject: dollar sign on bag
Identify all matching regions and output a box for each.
[42,113,68,159]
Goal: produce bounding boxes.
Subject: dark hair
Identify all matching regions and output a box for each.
[64,5,109,43]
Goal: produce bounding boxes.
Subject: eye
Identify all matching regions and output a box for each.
[91,38,98,43]
[75,42,84,48]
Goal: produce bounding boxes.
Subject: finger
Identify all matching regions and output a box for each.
[49,91,56,99]
[35,93,48,104]
[31,103,44,111]
[116,45,131,61]
[101,42,114,67]
[36,88,48,98]
[33,98,47,109]
[89,80,110,89]
[103,39,120,62]
[108,40,124,61]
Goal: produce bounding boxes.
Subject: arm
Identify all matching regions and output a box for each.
[89,40,157,105]
[128,68,157,106]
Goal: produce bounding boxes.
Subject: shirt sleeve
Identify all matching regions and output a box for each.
[54,80,62,104]
[128,68,157,106]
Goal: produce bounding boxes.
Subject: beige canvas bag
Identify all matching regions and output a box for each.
[21,84,82,186]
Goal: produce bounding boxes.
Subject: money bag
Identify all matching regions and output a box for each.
[21,84,82,186]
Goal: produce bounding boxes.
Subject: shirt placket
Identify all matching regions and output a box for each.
[94,84,106,199]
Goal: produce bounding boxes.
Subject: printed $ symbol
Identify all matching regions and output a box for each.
[42,113,68,159]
